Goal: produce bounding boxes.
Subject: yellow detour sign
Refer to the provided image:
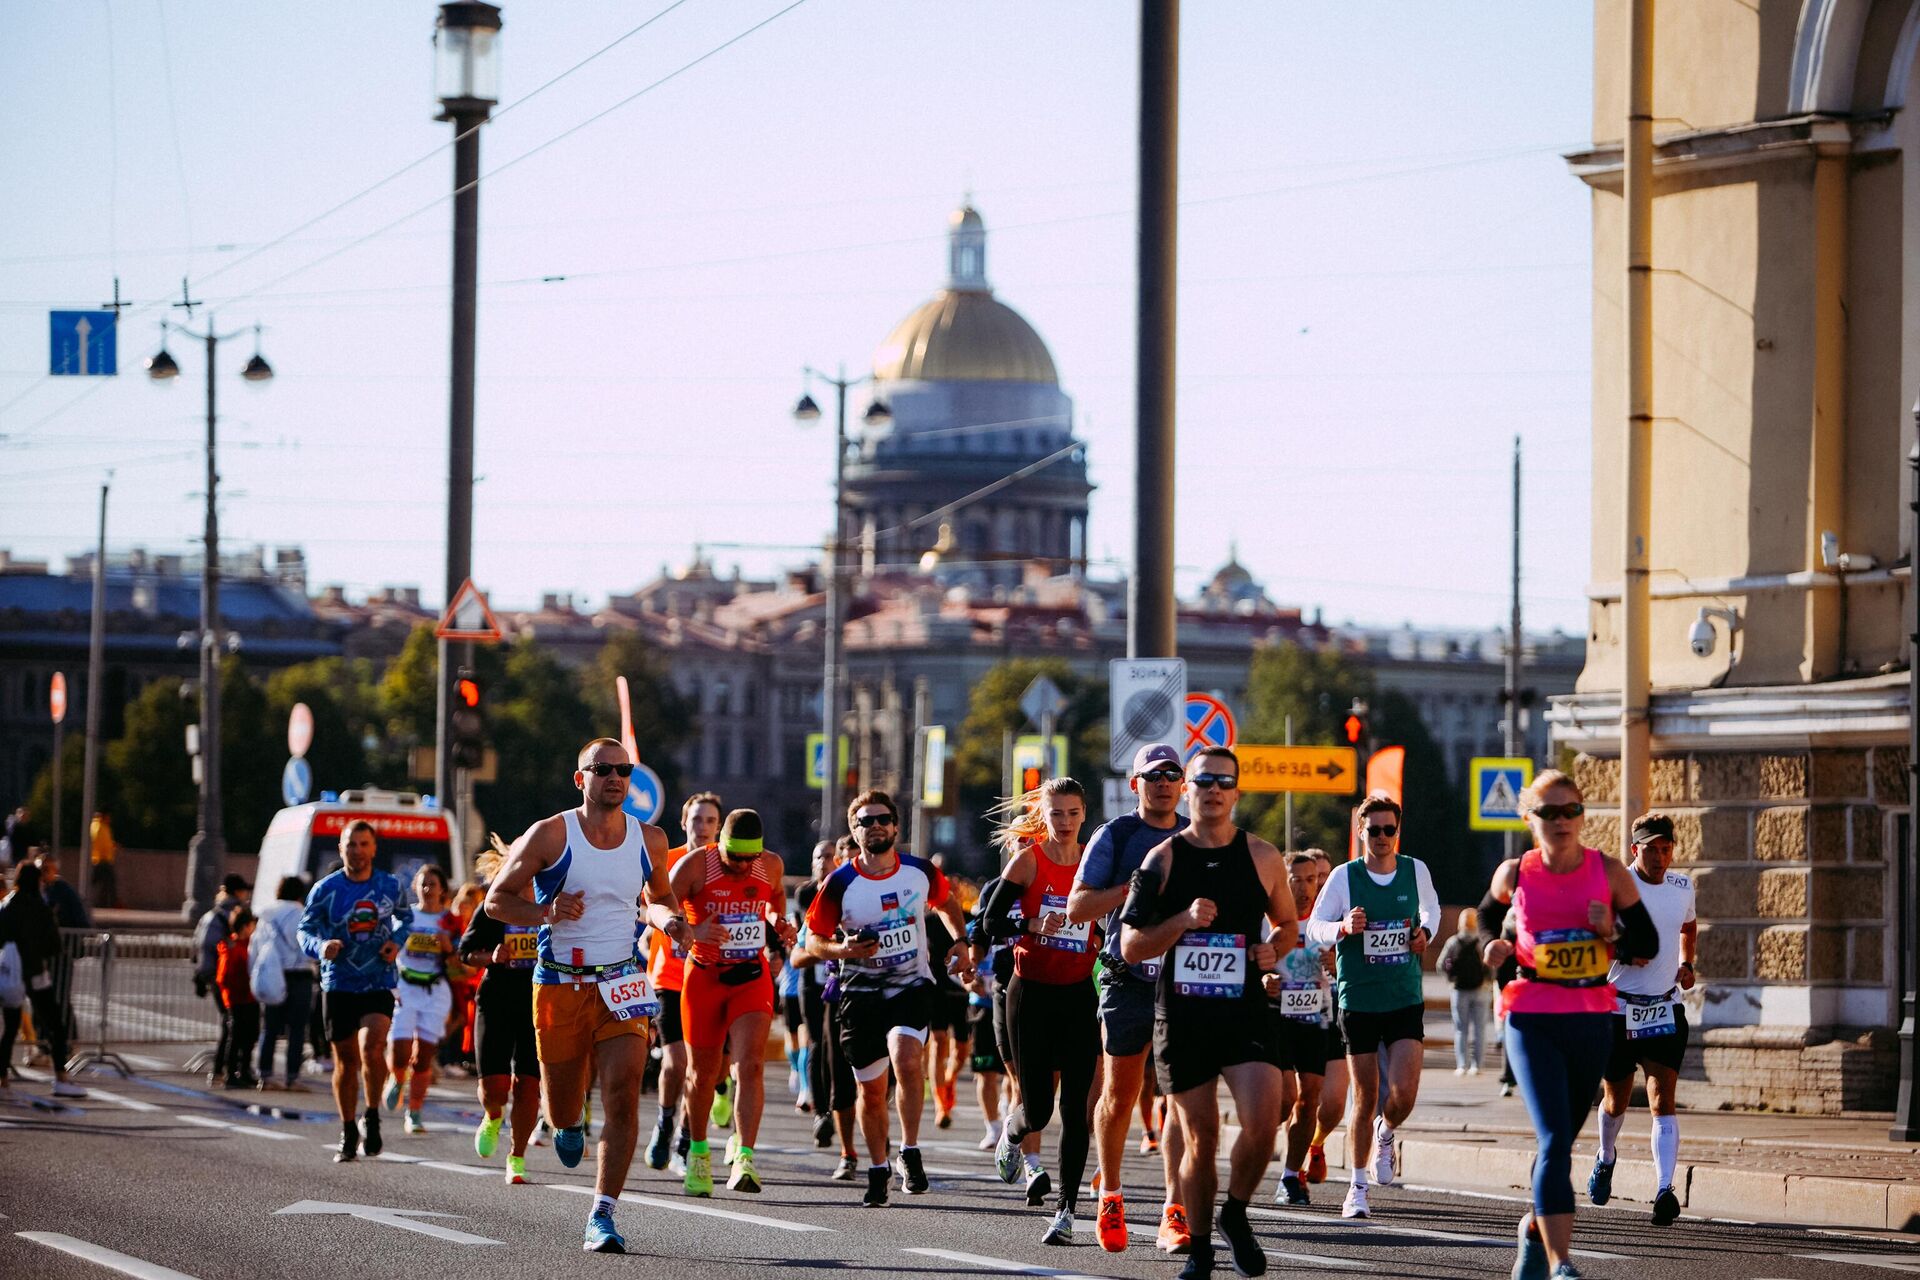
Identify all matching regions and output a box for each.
[1469,757,1534,831]
[1236,745,1359,795]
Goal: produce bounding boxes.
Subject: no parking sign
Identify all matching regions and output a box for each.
[1183,693,1237,761]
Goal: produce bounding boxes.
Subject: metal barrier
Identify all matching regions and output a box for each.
[15,928,225,1077]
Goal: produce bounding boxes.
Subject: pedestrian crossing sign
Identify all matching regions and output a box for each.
[1469,756,1533,832]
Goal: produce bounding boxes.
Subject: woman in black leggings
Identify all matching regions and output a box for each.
[980,777,1098,1246]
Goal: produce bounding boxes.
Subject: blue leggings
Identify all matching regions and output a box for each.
[1505,1011,1612,1217]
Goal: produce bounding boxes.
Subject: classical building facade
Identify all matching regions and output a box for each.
[1550,0,1920,1111]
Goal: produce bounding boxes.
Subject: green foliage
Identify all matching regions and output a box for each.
[582,630,694,825]
[24,731,103,853]
[953,658,1107,857]
[264,658,378,798]
[103,676,198,848]
[476,638,595,839]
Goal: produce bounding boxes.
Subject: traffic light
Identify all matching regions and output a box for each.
[1020,765,1043,795]
[450,669,486,771]
[1343,698,1369,747]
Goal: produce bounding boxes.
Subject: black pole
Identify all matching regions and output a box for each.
[183,329,225,921]
[1894,434,1920,1141]
[1129,0,1178,660]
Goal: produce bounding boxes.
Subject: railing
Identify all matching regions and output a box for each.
[14,928,225,1076]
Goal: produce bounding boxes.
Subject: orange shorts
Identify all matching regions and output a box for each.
[532,979,650,1064]
[681,962,775,1051]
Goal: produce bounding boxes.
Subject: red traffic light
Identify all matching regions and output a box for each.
[1020,766,1043,794]
[1344,714,1364,745]
[456,677,481,708]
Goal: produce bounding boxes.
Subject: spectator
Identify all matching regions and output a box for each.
[88,813,119,910]
[253,875,313,1091]
[1438,906,1490,1075]
[216,904,260,1089]
[193,874,253,1087]
[0,862,85,1097]
[0,866,27,1085]
[33,852,90,929]
[1,806,27,869]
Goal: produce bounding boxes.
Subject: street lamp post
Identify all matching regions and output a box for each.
[433,2,501,822]
[148,322,273,921]
[793,367,890,841]
[1895,429,1920,1141]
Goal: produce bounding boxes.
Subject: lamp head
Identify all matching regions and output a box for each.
[792,392,822,423]
[146,348,181,381]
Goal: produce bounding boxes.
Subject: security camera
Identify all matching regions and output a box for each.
[1689,612,1716,657]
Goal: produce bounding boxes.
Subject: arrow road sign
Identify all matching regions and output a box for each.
[281,757,312,808]
[1234,744,1359,795]
[274,1201,503,1245]
[621,761,664,824]
[49,310,118,376]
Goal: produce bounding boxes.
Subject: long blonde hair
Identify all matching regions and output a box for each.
[476,833,511,883]
[989,777,1086,858]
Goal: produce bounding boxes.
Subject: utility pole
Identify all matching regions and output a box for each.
[1283,714,1294,853]
[910,676,930,857]
[1620,0,1656,825]
[78,485,108,906]
[182,330,226,922]
[1894,434,1920,1141]
[1505,435,1524,860]
[1129,0,1178,660]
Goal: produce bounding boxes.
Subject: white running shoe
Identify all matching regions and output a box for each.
[1373,1116,1396,1185]
[1341,1184,1371,1219]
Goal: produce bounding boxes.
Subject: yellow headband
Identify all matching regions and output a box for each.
[723,836,763,855]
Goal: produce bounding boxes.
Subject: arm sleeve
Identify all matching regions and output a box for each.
[458,907,502,960]
[1616,897,1659,961]
[1302,865,1350,948]
[297,888,329,962]
[979,876,1027,943]
[1475,890,1508,946]
[804,877,842,940]
[1413,860,1441,937]
[1075,824,1117,889]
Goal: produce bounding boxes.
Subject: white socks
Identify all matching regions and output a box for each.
[592,1194,616,1217]
[1652,1115,1680,1189]
[1597,1108,1626,1163]
[1350,1167,1369,1189]
[1024,1152,1042,1173]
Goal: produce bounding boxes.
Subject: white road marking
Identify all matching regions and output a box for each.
[1250,1204,1626,1260]
[275,1200,503,1246]
[119,1053,173,1070]
[903,1247,1118,1278]
[17,1232,204,1279]
[72,1085,162,1113]
[1793,1254,1920,1274]
[175,1113,302,1141]
[420,1160,498,1176]
[547,1183,834,1232]
[1123,1222,1370,1269]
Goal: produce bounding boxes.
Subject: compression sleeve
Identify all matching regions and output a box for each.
[1118,864,1163,929]
[980,874,1027,943]
[1615,898,1658,963]
[1412,859,1441,938]
[1302,863,1350,948]
[1476,890,1509,947]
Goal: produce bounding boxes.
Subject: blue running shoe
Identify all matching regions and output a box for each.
[1512,1214,1549,1280]
[583,1207,626,1253]
[554,1125,587,1169]
[1588,1156,1615,1205]
[645,1114,673,1170]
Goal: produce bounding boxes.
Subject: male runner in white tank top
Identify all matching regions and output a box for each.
[487,737,694,1253]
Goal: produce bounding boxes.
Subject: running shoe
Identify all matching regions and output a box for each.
[504,1155,527,1185]
[898,1146,930,1194]
[583,1207,626,1254]
[729,1151,761,1194]
[1041,1205,1074,1245]
[334,1121,359,1163]
[1177,1241,1215,1280]
[994,1125,1021,1183]
[554,1124,586,1169]
[863,1165,890,1208]
[645,1114,674,1170]
[1651,1185,1680,1226]
[1305,1144,1327,1184]
[1500,1082,1516,1098]
[1157,1203,1193,1254]
[1587,1156,1614,1205]
[684,1149,714,1197]
[668,1152,688,1177]
[1277,1173,1310,1206]
[1550,1267,1583,1280]
[404,1109,426,1135]
[1024,1165,1052,1207]
[1140,1130,1159,1155]
[383,1072,405,1112]
[831,1155,859,1181]
[532,1118,550,1146]
[788,1066,802,1094]
[1340,1183,1370,1219]
[1096,1192,1128,1252]
[51,1080,88,1099]
[1372,1116,1396,1185]
[360,1108,384,1157]
[725,1131,742,1166]
[1512,1214,1549,1280]
[935,1106,953,1130]
[1219,1198,1266,1277]
[813,1113,835,1148]
[978,1125,1000,1152]
[710,1084,734,1129]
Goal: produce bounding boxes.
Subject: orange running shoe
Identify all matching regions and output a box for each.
[1096,1192,1129,1252]
[1156,1202,1192,1255]
[1306,1144,1328,1184]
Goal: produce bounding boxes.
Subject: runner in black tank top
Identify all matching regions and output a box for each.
[1120,748,1298,1280]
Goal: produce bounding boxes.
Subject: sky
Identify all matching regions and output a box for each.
[0,1,1597,635]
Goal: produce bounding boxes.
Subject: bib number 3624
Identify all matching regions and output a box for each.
[1173,931,1246,999]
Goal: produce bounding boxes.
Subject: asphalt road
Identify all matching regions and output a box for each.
[3,1065,1919,1280]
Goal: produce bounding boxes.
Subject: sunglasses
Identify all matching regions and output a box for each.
[580,762,634,778]
[1136,768,1184,784]
[1366,824,1398,838]
[1189,773,1238,790]
[1533,802,1585,821]
[854,813,896,829]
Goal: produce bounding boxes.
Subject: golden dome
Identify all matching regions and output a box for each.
[873,290,1059,385]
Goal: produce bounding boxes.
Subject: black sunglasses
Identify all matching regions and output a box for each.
[1136,768,1184,784]
[1533,802,1585,821]
[854,813,896,829]
[1190,773,1238,790]
[581,762,635,778]
[1366,824,1398,838]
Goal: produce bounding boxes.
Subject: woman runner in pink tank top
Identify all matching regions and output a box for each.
[1475,770,1655,1280]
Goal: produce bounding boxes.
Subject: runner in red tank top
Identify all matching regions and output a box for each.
[644,792,721,1176]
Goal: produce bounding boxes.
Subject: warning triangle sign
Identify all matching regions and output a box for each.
[1480,770,1520,819]
[435,579,504,643]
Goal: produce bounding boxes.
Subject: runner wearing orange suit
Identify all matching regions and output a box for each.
[644,792,722,1173]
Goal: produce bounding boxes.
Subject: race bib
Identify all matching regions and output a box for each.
[1038,891,1090,952]
[503,929,539,967]
[405,931,443,955]
[719,912,765,964]
[1136,957,1162,981]
[867,918,921,970]
[597,966,660,1021]
[1172,931,1246,999]
[1532,928,1610,987]
[1624,996,1677,1039]
[1362,920,1411,964]
[1279,983,1327,1021]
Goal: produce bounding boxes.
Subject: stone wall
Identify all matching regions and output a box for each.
[1571,747,1901,1114]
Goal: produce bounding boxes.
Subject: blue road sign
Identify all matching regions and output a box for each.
[281,757,313,807]
[1469,756,1533,832]
[621,762,664,824]
[49,310,117,376]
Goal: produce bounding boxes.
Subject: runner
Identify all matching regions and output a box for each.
[298,819,413,1163]
[804,790,973,1208]
[1067,741,1191,1254]
[1304,848,1343,1184]
[485,737,689,1254]
[1303,792,1440,1219]
[384,864,457,1134]
[1589,811,1696,1227]
[672,809,797,1196]
[974,871,1047,1200]
[796,838,860,1176]
[925,887,970,1131]
[1120,747,1299,1280]
[460,839,542,1183]
[981,778,1100,1245]
[1269,850,1334,1205]
[644,792,722,1173]
[1477,769,1655,1280]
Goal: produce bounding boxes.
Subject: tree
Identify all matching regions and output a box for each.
[24,731,108,854]
[219,656,281,851]
[952,658,1107,860]
[474,637,595,842]
[103,677,198,849]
